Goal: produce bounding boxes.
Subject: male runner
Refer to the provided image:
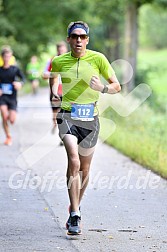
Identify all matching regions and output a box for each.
[0,47,25,145]
[49,21,121,235]
[43,41,68,134]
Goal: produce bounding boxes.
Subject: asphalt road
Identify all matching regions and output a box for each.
[0,88,167,252]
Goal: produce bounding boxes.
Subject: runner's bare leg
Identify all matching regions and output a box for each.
[78,147,95,203]
[63,134,81,212]
[0,105,10,137]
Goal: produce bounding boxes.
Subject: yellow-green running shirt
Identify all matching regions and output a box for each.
[51,49,114,111]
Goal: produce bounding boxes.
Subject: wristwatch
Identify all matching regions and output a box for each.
[101,85,108,93]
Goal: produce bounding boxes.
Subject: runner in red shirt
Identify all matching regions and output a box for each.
[43,41,68,134]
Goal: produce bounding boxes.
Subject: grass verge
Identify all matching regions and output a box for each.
[99,102,167,178]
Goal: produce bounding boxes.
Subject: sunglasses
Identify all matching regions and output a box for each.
[70,34,88,40]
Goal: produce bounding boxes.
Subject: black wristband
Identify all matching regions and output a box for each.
[101,86,108,93]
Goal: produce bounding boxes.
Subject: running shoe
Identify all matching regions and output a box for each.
[66,215,71,230]
[67,215,82,235]
[66,206,81,229]
[66,205,72,229]
[4,137,12,146]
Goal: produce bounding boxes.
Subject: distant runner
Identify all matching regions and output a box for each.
[43,41,68,134]
[0,46,25,145]
[26,55,40,95]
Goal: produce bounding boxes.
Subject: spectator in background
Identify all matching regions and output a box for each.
[26,55,41,95]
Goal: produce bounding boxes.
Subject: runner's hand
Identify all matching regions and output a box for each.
[0,89,2,96]
[13,81,22,90]
[42,71,50,80]
[90,75,103,92]
[50,93,60,102]
[50,93,61,108]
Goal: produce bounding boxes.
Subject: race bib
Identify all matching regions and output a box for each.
[1,83,13,95]
[71,103,94,121]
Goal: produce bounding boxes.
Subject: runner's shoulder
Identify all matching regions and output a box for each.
[52,52,70,63]
[86,49,106,57]
[87,51,111,69]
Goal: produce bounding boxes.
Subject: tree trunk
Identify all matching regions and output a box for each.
[123,2,139,92]
[105,24,120,62]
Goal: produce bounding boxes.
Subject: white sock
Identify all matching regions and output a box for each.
[71,211,81,217]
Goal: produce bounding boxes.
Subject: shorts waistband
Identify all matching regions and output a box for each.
[60,109,71,113]
[59,108,98,118]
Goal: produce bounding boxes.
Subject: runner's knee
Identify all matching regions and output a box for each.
[68,156,80,175]
[9,115,16,124]
[1,113,8,121]
[10,118,15,124]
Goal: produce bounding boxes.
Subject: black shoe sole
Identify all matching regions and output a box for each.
[67,230,82,236]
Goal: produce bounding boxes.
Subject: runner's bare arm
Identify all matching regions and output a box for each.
[49,74,60,100]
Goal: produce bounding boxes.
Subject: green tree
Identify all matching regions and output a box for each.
[92,0,125,62]
[139,4,167,49]
[0,0,95,67]
[123,0,167,92]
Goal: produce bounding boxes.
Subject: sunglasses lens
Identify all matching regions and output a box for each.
[70,34,78,39]
[70,34,88,40]
[80,35,87,39]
